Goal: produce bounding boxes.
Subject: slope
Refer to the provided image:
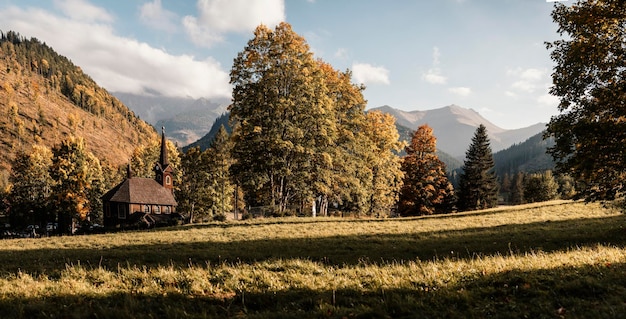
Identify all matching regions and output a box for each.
[0,31,157,171]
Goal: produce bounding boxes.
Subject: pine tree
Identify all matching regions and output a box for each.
[510,172,525,205]
[398,125,455,216]
[178,146,212,223]
[207,125,234,220]
[457,124,498,211]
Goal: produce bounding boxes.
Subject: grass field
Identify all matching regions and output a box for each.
[1,200,626,318]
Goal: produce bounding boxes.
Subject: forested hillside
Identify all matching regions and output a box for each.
[493,132,555,177]
[0,31,157,171]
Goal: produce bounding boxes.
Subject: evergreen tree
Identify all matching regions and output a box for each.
[457,124,499,211]
[510,171,525,205]
[398,125,455,216]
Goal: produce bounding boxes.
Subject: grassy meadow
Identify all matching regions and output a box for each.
[1,200,626,318]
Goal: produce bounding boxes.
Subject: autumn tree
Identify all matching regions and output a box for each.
[229,22,333,215]
[8,144,53,228]
[398,124,455,216]
[130,137,181,184]
[457,124,499,211]
[362,111,405,216]
[546,0,626,203]
[178,146,212,223]
[207,125,235,219]
[49,136,104,234]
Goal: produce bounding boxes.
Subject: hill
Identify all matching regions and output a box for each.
[1,201,625,318]
[493,131,555,177]
[183,112,230,152]
[0,31,157,171]
[371,104,546,158]
[113,92,229,146]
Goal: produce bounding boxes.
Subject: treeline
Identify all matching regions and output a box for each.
[0,30,154,143]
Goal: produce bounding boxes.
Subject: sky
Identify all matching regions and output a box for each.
[0,0,568,129]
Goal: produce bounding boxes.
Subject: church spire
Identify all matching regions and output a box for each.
[159,126,169,167]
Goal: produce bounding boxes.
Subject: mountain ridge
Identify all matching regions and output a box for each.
[370,104,546,158]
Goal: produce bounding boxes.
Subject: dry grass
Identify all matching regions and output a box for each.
[1,200,625,318]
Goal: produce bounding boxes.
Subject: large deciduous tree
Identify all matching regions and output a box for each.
[229,22,333,215]
[8,144,53,228]
[398,124,455,216]
[178,146,211,223]
[457,124,499,211]
[49,136,104,234]
[546,0,626,203]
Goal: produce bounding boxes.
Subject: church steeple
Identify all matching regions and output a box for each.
[154,127,174,193]
[159,126,169,167]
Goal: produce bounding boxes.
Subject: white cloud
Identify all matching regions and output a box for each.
[139,0,178,32]
[352,63,390,85]
[507,67,547,93]
[448,87,471,96]
[0,4,231,100]
[423,69,447,84]
[53,0,114,22]
[183,0,285,48]
[422,46,447,85]
[537,93,559,106]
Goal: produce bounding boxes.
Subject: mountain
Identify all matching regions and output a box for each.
[0,31,157,170]
[113,93,229,146]
[183,113,231,152]
[371,104,546,158]
[493,132,555,177]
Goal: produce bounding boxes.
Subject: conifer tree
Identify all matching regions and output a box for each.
[178,146,212,223]
[398,124,455,216]
[457,124,498,211]
[207,125,234,219]
[509,171,525,205]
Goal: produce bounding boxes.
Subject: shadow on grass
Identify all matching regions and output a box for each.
[2,262,626,318]
[2,213,626,275]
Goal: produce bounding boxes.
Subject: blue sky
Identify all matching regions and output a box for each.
[0,0,566,129]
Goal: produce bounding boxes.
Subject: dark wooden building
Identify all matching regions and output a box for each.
[103,128,179,229]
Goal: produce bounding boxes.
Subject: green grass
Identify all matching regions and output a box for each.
[1,200,626,318]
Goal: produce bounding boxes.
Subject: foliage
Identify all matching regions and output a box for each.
[398,124,455,216]
[229,23,334,214]
[129,137,181,184]
[178,147,212,223]
[362,111,405,216]
[206,125,235,218]
[545,0,626,203]
[7,145,53,227]
[523,170,560,203]
[49,136,105,233]
[457,124,499,211]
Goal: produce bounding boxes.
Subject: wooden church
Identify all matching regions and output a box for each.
[102,128,180,229]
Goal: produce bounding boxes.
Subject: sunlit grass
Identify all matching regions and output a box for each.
[1,200,625,318]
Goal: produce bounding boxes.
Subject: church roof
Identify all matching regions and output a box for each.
[102,177,177,206]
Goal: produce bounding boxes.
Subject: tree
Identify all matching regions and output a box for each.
[178,146,212,223]
[229,22,333,215]
[523,170,559,203]
[49,136,103,234]
[509,172,525,205]
[362,111,405,216]
[546,0,626,203]
[207,125,234,220]
[8,144,53,228]
[398,124,455,216]
[457,124,499,211]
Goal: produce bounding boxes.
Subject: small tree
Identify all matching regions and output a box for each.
[398,124,454,216]
[523,170,559,203]
[457,124,499,211]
